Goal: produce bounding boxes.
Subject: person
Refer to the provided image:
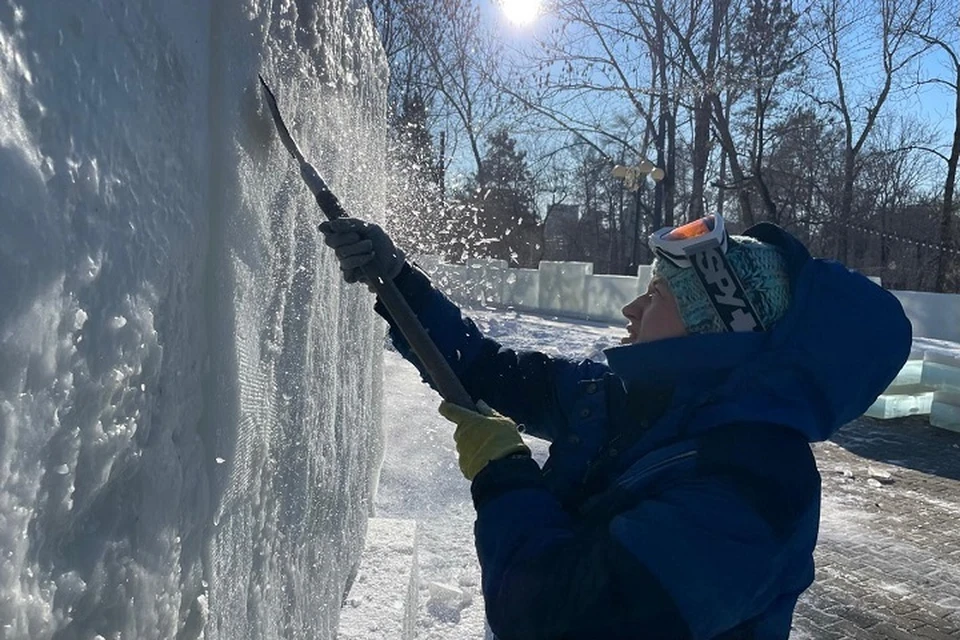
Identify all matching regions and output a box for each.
[320,214,912,640]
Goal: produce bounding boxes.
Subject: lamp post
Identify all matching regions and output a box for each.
[612,161,665,274]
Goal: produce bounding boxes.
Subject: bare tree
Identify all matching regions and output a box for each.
[908,4,960,291]
[369,0,514,182]
[631,0,759,225]
[763,108,845,244]
[400,0,510,180]
[366,0,955,282]
[849,118,941,288]
[490,1,674,223]
[366,0,434,111]
[690,0,728,221]
[728,0,806,225]
[803,0,936,262]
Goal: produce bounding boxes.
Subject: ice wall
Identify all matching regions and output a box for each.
[0,1,386,638]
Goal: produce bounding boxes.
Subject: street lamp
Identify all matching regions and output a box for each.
[612,161,665,274]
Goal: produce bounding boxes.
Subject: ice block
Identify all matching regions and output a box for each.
[930,390,960,433]
[865,392,934,419]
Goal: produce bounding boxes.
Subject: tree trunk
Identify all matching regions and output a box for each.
[665,108,677,227]
[690,95,710,221]
[691,0,729,222]
[935,64,960,292]
[753,86,779,224]
[654,0,670,230]
[717,147,727,219]
[710,95,754,226]
[839,146,856,264]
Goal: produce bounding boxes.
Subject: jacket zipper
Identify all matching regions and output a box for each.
[622,449,698,489]
[576,449,699,522]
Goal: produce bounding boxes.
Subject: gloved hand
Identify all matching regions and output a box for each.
[318,217,406,289]
[438,400,530,481]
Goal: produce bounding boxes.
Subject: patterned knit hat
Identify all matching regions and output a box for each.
[652,235,792,334]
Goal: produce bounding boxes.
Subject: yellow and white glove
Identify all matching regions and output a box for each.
[438,401,530,481]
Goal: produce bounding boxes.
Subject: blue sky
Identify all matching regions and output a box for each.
[457,1,957,187]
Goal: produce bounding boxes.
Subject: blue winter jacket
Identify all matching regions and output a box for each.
[376,223,912,640]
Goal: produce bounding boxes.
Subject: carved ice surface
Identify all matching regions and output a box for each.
[0,1,386,638]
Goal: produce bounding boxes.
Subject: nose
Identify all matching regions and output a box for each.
[622,295,646,320]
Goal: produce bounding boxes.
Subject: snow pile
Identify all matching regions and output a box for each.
[0,1,386,638]
[338,518,419,640]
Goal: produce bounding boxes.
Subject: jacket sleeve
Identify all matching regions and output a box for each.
[469,442,818,640]
[374,263,611,442]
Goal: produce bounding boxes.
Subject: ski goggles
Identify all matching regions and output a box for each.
[648,214,766,332]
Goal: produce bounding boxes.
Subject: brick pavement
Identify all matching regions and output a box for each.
[792,416,960,639]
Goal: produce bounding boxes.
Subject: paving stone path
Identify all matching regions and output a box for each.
[793,416,960,639]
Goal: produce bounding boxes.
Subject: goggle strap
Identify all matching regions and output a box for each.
[686,242,767,333]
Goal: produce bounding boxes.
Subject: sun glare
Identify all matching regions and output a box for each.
[500,0,540,26]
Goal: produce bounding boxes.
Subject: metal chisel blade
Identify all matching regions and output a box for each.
[258,74,306,165]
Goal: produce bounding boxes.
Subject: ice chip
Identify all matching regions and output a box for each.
[426,581,464,623]
[867,466,894,484]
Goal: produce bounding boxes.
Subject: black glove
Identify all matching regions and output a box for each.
[318,218,406,289]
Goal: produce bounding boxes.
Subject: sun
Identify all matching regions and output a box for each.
[500,0,540,26]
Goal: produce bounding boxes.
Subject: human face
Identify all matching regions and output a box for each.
[620,277,688,344]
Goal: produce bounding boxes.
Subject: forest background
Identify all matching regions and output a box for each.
[367,0,960,292]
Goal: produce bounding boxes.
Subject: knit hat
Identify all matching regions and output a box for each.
[652,235,791,334]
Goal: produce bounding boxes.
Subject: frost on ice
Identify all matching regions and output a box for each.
[0,1,387,638]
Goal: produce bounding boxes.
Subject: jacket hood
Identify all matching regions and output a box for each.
[604,222,913,442]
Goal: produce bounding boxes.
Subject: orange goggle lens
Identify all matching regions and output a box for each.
[662,215,716,241]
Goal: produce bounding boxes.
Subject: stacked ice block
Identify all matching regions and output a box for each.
[921,345,960,432]
[865,338,960,432]
[865,344,933,420]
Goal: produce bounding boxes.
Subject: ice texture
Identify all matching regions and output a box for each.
[887,360,924,389]
[931,392,960,432]
[921,361,960,392]
[0,1,386,638]
[864,392,934,419]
